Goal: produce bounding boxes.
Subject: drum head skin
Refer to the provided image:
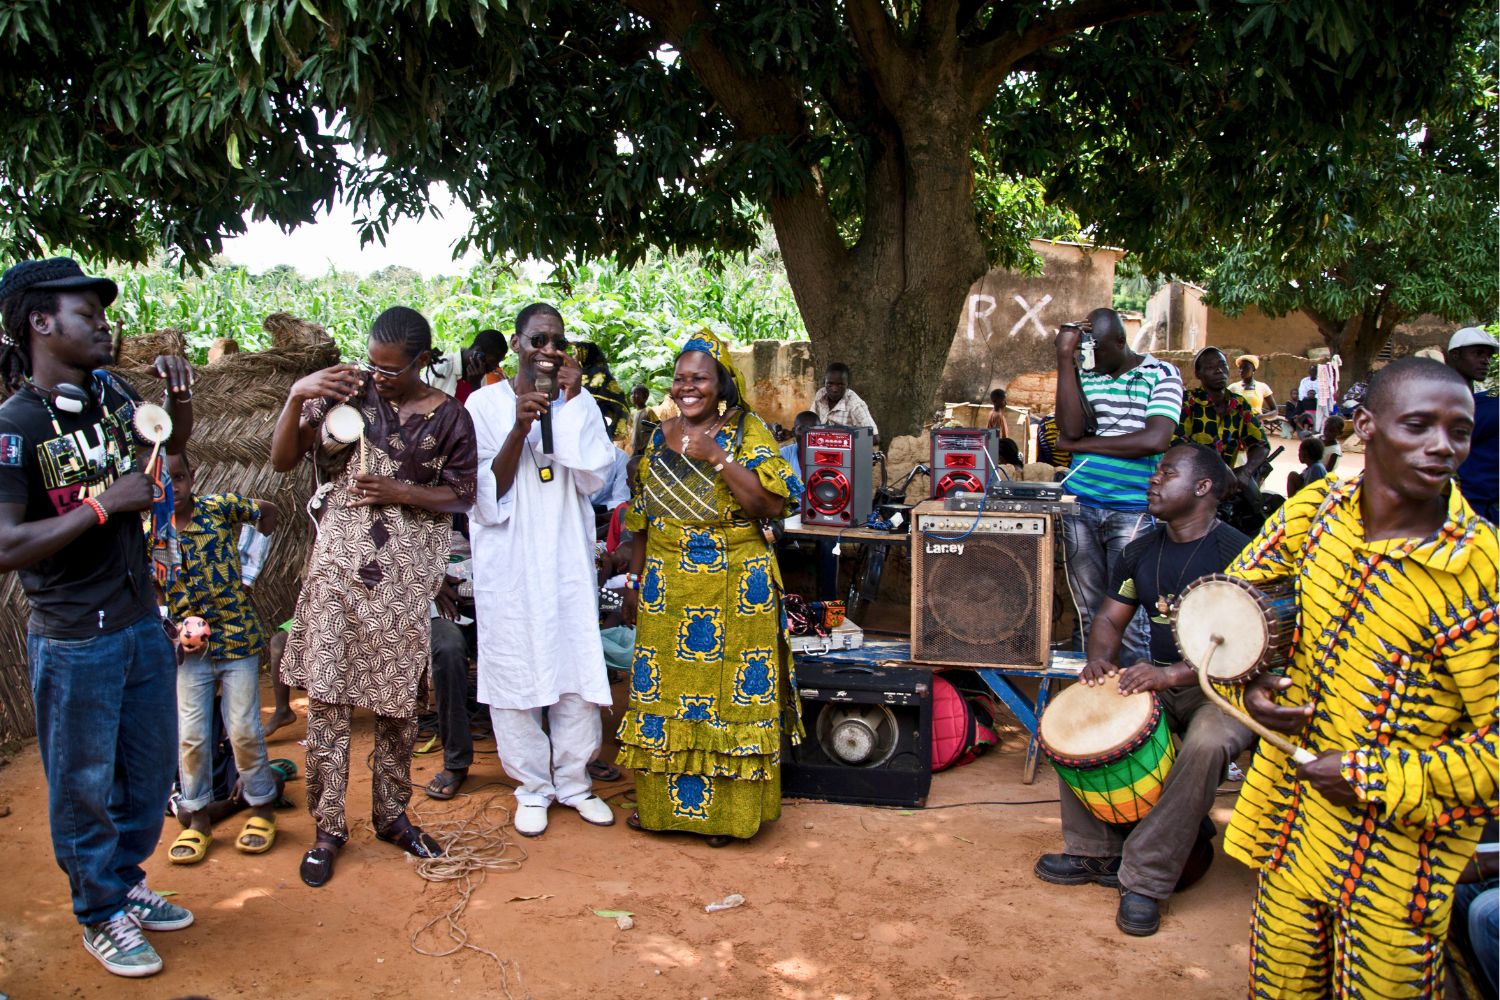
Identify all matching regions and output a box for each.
[132,402,172,444]
[1174,577,1265,680]
[1040,682,1157,760]
[324,404,364,444]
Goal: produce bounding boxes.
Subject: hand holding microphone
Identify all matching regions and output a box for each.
[534,372,556,454]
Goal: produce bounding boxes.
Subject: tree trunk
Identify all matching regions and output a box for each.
[770,124,988,441]
[1302,298,1408,389]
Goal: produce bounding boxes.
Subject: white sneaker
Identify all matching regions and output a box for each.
[125,881,194,931]
[514,803,550,837]
[82,911,163,978]
[569,794,616,827]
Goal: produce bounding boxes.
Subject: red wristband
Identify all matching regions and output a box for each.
[83,497,109,525]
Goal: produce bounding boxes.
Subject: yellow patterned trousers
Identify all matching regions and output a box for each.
[1249,866,1444,999]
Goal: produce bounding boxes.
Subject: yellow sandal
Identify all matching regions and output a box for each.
[168,828,211,865]
[235,815,277,855]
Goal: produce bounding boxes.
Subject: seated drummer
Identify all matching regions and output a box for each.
[1035,443,1255,937]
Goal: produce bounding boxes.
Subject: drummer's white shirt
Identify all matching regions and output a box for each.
[466,382,615,711]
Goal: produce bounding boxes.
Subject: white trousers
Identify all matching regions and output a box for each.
[489,693,601,808]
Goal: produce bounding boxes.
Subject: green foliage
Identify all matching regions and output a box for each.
[94,248,804,394]
[1193,13,1497,354]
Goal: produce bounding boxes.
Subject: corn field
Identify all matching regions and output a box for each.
[98,247,807,394]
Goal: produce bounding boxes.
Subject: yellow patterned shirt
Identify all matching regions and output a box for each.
[1223,476,1498,934]
[165,493,267,662]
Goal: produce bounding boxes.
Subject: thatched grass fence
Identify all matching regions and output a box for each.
[0,314,338,743]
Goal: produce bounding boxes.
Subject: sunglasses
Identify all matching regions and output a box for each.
[526,333,571,351]
[359,357,419,379]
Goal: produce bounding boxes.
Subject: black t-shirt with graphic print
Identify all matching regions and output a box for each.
[0,374,158,638]
[1107,521,1250,666]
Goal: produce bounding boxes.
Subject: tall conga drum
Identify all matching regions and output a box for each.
[1039,683,1176,825]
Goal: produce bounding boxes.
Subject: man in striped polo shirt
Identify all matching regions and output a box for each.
[1053,308,1183,664]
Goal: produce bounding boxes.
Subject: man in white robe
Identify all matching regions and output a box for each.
[467,304,617,836]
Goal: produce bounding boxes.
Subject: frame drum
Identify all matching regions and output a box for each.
[320,403,363,453]
[1040,683,1175,825]
[1173,574,1297,683]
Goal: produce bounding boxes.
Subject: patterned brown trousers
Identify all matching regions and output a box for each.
[304,699,416,841]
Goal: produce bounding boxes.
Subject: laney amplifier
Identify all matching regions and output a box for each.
[930,427,999,499]
[782,660,932,808]
[911,500,1053,668]
[801,425,874,527]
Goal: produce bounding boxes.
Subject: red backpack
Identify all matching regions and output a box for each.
[930,673,1001,771]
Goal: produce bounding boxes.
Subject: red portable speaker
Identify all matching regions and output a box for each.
[801,425,874,526]
[930,427,999,499]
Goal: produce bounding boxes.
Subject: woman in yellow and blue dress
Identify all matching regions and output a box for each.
[618,332,803,845]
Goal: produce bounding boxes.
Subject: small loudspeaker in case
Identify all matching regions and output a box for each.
[911,500,1053,668]
[800,425,874,526]
[782,661,932,808]
[930,427,999,499]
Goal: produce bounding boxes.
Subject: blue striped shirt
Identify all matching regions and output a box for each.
[1066,355,1183,511]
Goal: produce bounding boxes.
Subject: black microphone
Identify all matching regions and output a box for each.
[534,372,555,453]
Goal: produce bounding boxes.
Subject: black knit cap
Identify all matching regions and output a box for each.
[0,257,118,308]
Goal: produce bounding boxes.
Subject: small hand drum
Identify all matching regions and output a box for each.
[132,402,173,446]
[1172,574,1297,684]
[320,404,364,453]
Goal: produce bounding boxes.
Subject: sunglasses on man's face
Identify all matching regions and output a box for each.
[526,333,570,352]
[359,357,419,379]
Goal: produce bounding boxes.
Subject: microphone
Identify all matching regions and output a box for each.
[534,372,555,453]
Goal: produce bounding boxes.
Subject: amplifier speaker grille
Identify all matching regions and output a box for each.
[911,510,1053,667]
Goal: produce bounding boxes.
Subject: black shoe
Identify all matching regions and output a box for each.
[1033,853,1122,887]
[300,846,338,888]
[1116,891,1161,936]
[375,817,444,859]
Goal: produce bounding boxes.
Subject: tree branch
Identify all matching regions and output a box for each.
[624,0,805,138]
[844,0,913,111]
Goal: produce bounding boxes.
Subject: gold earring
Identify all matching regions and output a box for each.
[717,399,727,416]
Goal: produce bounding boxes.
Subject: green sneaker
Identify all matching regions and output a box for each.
[124,881,194,931]
[82,911,163,977]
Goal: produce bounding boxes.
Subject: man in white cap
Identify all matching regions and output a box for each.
[1446,326,1498,523]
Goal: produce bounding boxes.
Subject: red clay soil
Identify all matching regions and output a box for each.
[0,676,1257,1000]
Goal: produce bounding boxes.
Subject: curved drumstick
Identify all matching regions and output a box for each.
[1197,636,1318,765]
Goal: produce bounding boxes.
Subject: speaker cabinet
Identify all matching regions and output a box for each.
[782,661,932,807]
[911,500,1053,668]
[930,428,999,499]
[801,425,874,527]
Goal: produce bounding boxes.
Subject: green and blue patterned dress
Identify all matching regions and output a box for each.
[617,412,804,839]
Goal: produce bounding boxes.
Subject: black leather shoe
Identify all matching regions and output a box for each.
[1033,853,1122,887]
[1116,891,1161,936]
[300,846,338,888]
[375,817,444,859]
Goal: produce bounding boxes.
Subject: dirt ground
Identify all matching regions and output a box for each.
[0,675,1260,1000]
[0,442,1343,1000]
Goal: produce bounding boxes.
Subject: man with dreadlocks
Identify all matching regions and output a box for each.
[0,258,194,977]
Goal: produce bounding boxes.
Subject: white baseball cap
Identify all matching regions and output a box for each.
[1448,327,1498,351]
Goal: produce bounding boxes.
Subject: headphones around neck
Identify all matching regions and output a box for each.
[28,374,101,414]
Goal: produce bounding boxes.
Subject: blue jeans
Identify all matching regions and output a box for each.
[1455,880,1498,999]
[29,615,177,924]
[177,652,276,812]
[1061,502,1152,665]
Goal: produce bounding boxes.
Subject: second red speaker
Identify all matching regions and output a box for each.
[930,427,999,499]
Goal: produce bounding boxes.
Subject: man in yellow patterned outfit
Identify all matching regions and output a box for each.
[1224,357,1497,999]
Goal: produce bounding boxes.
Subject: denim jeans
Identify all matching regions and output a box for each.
[1454,879,1498,999]
[177,651,276,812]
[1061,502,1152,665]
[29,614,177,924]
